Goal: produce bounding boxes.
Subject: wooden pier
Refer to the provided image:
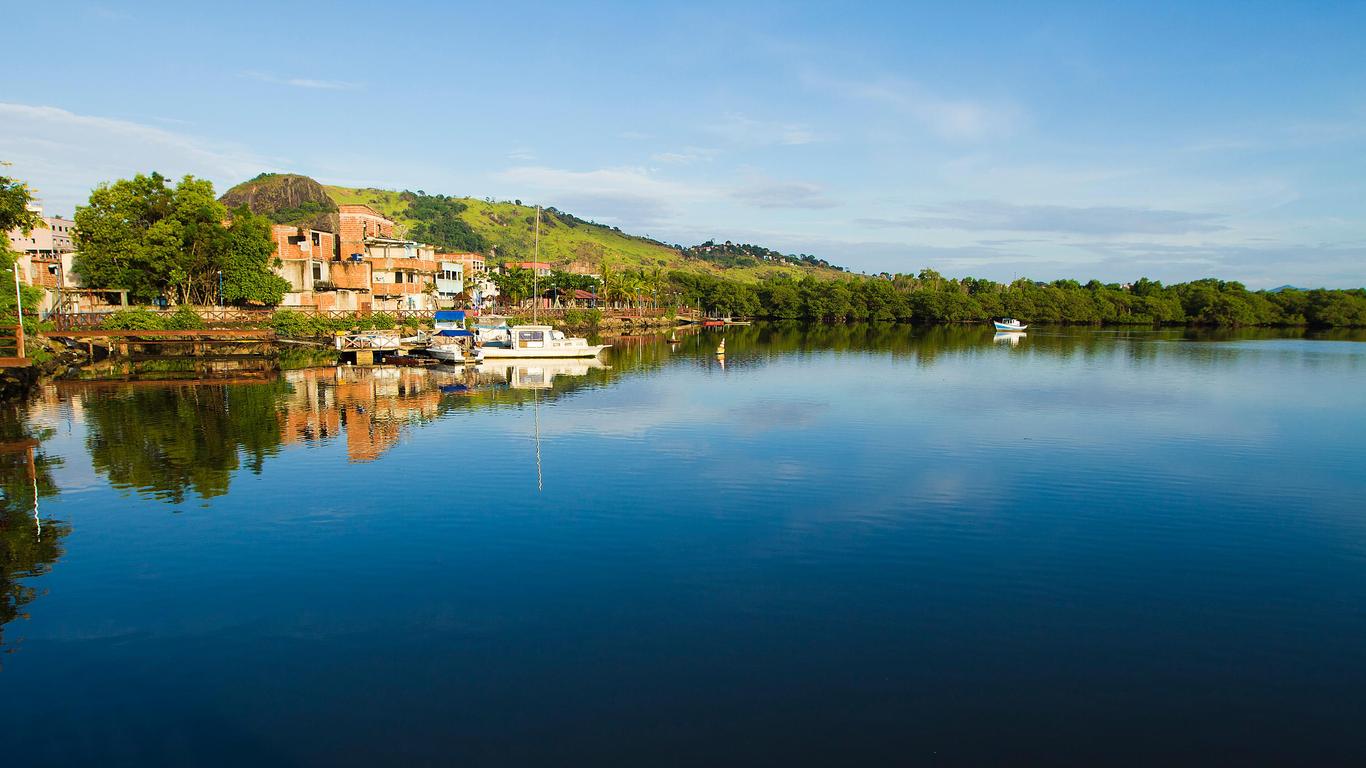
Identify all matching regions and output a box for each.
[42,328,278,359]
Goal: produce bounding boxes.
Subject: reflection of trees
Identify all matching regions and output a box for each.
[84,382,287,503]
[0,404,67,661]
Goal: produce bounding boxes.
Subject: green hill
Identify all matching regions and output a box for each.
[322,184,851,283]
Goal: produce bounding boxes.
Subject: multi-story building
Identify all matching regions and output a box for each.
[271,225,370,312]
[7,205,74,259]
[365,236,440,311]
[439,252,499,307]
[3,203,114,313]
[268,203,495,312]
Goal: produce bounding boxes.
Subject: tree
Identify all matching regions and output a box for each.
[221,208,291,305]
[0,171,46,319]
[74,173,285,305]
[489,266,534,306]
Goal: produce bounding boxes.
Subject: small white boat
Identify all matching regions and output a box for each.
[423,310,476,363]
[993,318,1028,332]
[425,341,467,363]
[477,325,610,359]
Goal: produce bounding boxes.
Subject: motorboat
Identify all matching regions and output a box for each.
[424,310,477,363]
[993,318,1028,332]
[477,325,610,359]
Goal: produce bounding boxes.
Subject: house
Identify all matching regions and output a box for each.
[4,202,127,313]
[271,204,454,312]
[441,252,498,308]
[271,224,370,311]
[365,237,440,311]
[515,261,552,277]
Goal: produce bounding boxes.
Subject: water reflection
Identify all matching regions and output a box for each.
[280,367,453,462]
[3,324,1366,762]
[34,323,1366,507]
[0,403,67,662]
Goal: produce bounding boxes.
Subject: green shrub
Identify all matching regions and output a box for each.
[166,305,205,330]
[562,307,602,329]
[102,308,169,330]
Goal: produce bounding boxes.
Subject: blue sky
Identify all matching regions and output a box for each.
[3,1,1364,286]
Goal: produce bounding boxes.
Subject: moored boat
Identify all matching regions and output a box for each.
[993,318,1028,331]
[477,325,610,359]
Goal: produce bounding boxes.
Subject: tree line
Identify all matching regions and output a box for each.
[667,271,1366,327]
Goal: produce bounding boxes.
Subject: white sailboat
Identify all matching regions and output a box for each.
[476,207,610,360]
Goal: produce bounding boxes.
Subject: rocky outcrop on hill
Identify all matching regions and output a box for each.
[220,173,340,232]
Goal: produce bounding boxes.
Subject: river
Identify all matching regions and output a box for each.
[2,324,1364,765]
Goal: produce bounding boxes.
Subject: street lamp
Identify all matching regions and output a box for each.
[217,270,223,307]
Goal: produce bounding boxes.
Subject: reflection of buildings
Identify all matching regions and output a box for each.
[279,367,446,462]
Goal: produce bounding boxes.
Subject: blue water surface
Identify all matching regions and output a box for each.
[1,325,1364,765]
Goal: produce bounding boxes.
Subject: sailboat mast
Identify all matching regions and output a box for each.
[533,205,541,325]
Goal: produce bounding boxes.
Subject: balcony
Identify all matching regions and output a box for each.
[371,281,426,296]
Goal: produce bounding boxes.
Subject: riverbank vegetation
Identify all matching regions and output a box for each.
[668,271,1366,327]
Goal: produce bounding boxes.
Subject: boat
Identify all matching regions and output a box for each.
[477,325,610,359]
[471,314,512,346]
[472,210,609,360]
[389,355,437,367]
[424,310,477,363]
[701,318,726,327]
[993,318,1028,331]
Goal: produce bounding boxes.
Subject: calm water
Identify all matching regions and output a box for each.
[2,325,1365,765]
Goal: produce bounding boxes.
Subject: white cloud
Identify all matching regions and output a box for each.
[804,72,1020,141]
[650,146,719,165]
[0,102,273,214]
[732,180,839,210]
[241,71,362,91]
[859,200,1228,235]
[704,113,822,146]
[493,165,716,227]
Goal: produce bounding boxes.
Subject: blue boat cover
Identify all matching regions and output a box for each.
[436,329,474,337]
[435,310,466,322]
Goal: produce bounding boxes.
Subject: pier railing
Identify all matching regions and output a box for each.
[51,305,691,331]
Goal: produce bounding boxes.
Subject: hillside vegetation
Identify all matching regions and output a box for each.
[323,185,852,283]
[221,173,339,232]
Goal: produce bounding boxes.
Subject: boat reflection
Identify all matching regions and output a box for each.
[476,358,608,390]
[993,331,1026,346]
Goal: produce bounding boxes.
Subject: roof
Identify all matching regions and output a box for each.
[571,289,597,300]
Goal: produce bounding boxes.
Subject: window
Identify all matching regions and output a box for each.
[312,232,320,246]
[312,261,323,281]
